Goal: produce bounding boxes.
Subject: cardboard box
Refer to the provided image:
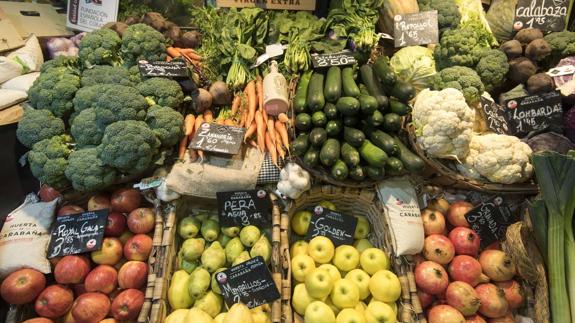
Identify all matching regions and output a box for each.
[0,2,71,39]
[0,8,24,52]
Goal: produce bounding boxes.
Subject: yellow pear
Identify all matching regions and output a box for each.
[188,267,211,299]
[178,217,201,239]
[214,313,226,323]
[232,251,251,266]
[201,241,226,273]
[221,226,240,237]
[194,291,223,318]
[218,234,232,247]
[181,238,205,262]
[165,309,189,323]
[251,310,271,323]
[239,225,261,247]
[250,235,272,264]
[225,237,245,264]
[184,307,214,323]
[224,303,253,323]
[201,219,220,242]
[168,270,194,309]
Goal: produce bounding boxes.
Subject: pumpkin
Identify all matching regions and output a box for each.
[377,0,420,35]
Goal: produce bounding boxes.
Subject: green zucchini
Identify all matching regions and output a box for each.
[370,130,400,156]
[349,166,366,181]
[319,139,340,167]
[292,134,309,157]
[303,146,320,167]
[358,139,388,167]
[343,116,359,127]
[359,64,389,109]
[342,67,361,98]
[382,113,402,133]
[336,97,360,116]
[323,103,338,120]
[309,128,328,147]
[294,71,312,113]
[331,159,349,180]
[325,120,343,137]
[359,84,369,95]
[373,56,397,88]
[390,80,416,103]
[359,95,378,115]
[306,72,325,112]
[341,143,361,167]
[343,127,366,148]
[366,166,385,180]
[389,99,411,116]
[311,111,327,127]
[324,66,342,103]
[366,110,385,127]
[295,113,313,132]
[385,157,405,175]
[393,136,425,173]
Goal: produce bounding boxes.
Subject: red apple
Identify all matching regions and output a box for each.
[54,256,91,284]
[35,285,74,318]
[57,205,85,217]
[118,261,148,289]
[71,292,111,323]
[85,265,118,295]
[127,208,155,234]
[111,289,144,321]
[123,234,152,261]
[0,268,46,304]
[88,194,111,211]
[118,230,134,245]
[91,237,123,265]
[73,284,87,298]
[105,212,127,237]
[39,185,61,202]
[111,188,141,213]
[23,318,54,323]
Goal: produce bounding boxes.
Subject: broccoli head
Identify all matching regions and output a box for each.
[17,108,65,148]
[28,67,81,118]
[120,24,168,67]
[93,85,149,129]
[81,65,135,87]
[433,26,490,69]
[65,148,117,192]
[73,84,115,113]
[71,108,104,147]
[433,66,485,105]
[136,77,184,108]
[544,31,575,64]
[79,29,122,67]
[476,49,509,92]
[98,120,160,174]
[28,134,73,189]
[40,55,80,73]
[420,0,460,32]
[146,105,184,147]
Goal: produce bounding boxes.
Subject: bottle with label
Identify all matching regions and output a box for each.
[263,60,288,116]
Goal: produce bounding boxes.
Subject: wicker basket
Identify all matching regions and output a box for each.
[281,185,425,323]
[149,193,285,323]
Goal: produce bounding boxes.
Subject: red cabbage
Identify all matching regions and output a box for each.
[553,56,575,86]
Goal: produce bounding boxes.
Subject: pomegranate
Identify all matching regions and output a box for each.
[422,209,447,236]
[479,250,516,282]
[417,290,434,309]
[428,304,465,323]
[466,314,487,323]
[415,261,449,295]
[495,280,525,309]
[445,281,481,316]
[428,198,450,215]
[487,313,514,323]
[475,283,509,318]
[448,255,488,287]
[485,241,501,250]
[423,234,455,265]
[447,201,473,227]
[449,227,480,256]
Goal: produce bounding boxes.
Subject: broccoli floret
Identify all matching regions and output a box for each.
[419,0,460,32]
[120,24,168,67]
[79,29,122,67]
[73,84,115,113]
[28,134,72,189]
[98,120,160,173]
[476,49,509,92]
[146,105,184,147]
[81,65,134,87]
[136,77,184,108]
[17,108,65,148]
[70,108,104,147]
[28,67,81,118]
[544,31,575,58]
[40,55,80,73]
[65,148,117,192]
[128,65,143,84]
[433,66,485,105]
[433,26,490,69]
[93,85,149,129]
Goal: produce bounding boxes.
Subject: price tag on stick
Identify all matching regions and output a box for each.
[189,123,246,155]
[513,0,569,32]
[47,209,108,258]
[138,60,189,78]
[311,51,357,68]
[480,97,511,135]
[217,190,272,227]
[305,206,357,246]
[393,11,439,47]
[465,197,518,248]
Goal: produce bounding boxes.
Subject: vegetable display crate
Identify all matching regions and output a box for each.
[281,186,423,323]
[148,194,285,323]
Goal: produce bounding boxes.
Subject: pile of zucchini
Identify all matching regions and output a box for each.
[291,56,425,182]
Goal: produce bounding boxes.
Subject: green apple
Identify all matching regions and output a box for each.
[308,236,335,264]
[355,302,367,315]
[336,308,366,323]
[292,283,320,316]
[325,296,341,316]
[333,245,360,272]
[354,216,370,240]
[305,301,336,323]
[305,268,335,299]
[318,264,342,282]
[354,239,374,254]
[359,248,390,275]
[345,269,371,300]
[290,240,309,258]
[291,210,312,236]
[292,254,316,283]
[364,301,396,323]
[385,302,397,315]
[319,201,337,211]
[369,270,401,303]
[331,279,360,309]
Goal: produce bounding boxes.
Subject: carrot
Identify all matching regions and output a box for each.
[275,120,290,152]
[244,122,257,141]
[266,132,278,167]
[275,133,286,160]
[231,95,241,116]
[178,136,188,160]
[179,48,200,55]
[203,110,213,123]
[256,75,264,111]
[245,81,257,130]
[255,110,265,152]
[193,115,204,138]
[248,140,258,149]
[184,114,196,136]
[277,113,289,123]
[182,51,202,61]
[167,47,182,58]
[267,119,276,144]
[216,118,224,125]
[166,56,172,62]
[224,119,235,126]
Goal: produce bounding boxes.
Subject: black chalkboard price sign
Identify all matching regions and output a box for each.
[216,256,280,309]
[504,90,563,137]
[311,51,357,68]
[393,11,439,47]
[189,123,246,155]
[47,209,108,258]
[217,190,272,227]
[138,60,189,78]
[305,206,357,246]
[480,97,510,135]
[465,197,517,248]
[514,0,569,32]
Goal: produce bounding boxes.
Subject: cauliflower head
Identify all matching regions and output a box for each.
[28,67,81,118]
[17,108,65,148]
[78,29,122,67]
[136,77,184,108]
[66,148,117,192]
[461,134,533,184]
[413,88,475,159]
[145,105,184,147]
[120,24,168,67]
[71,108,104,147]
[28,134,73,189]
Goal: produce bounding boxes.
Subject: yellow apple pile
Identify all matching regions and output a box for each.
[290,202,401,323]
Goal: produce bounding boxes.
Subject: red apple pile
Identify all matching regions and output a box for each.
[0,188,154,322]
[417,199,525,323]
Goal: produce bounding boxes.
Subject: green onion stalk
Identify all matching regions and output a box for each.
[226,55,251,90]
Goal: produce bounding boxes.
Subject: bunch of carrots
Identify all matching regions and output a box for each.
[166,47,202,67]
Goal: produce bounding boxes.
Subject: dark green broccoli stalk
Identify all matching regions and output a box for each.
[120,24,168,67]
[28,134,73,189]
[73,84,115,113]
[78,29,122,67]
[136,77,184,108]
[40,55,80,73]
[65,148,117,192]
[28,67,81,118]
[476,49,509,92]
[98,120,160,174]
[145,105,184,147]
[419,0,460,33]
[433,26,491,69]
[93,85,149,130]
[433,66,485,105]
[81,65,135,87]
[70,108,104,147]
[17,108,66,148]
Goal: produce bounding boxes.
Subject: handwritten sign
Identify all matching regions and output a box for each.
[217,190,272,227]
[215,0,316,10]
[465,197,517,248]
[47,209,108,258]
[480,97,510,135]
[216,256,280,309]
[189,123,246,155]
[305,206,357,246]
[394,11,439,47]
[311,52,357,68]
[514,0,569,31]
[138,60,189,78]
[504,90,563,137]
